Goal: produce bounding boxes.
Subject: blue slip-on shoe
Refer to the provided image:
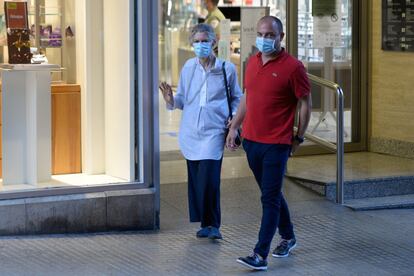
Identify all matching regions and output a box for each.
[272,238,297,258]
[208,227,222,240]
[237,253,268,271]
[196,227,210,238]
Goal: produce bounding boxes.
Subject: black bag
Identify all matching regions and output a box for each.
[222,62,242,146]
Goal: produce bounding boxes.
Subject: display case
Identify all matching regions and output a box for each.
[28,0,68,83]
[0,0,76,83]
[0,0,80,176]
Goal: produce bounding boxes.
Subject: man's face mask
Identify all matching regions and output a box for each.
[193,42,212,58]
[255,37,276,54]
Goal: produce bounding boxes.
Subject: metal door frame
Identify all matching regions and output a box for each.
[286,0,369,155]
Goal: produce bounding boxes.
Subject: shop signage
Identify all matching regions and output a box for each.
[4,1,31,63]
[4,1,28,29]
[382,0,414,52]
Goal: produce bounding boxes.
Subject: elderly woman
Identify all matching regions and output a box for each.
[160,23,242,239]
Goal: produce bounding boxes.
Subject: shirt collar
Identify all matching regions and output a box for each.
[195,56,221,72]
[256,48,286,63]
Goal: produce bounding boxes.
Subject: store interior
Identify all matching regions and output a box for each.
[159,0,353,156]
[0,0,355,192]
[0,0,134,192]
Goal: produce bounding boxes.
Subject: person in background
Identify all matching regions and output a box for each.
[226,16,312,270]
[203,0,225,53]
[159,23,242,240]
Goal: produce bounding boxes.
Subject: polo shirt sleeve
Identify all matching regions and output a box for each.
[290,63,311,99]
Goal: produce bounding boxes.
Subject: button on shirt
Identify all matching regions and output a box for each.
[168,57,242,160]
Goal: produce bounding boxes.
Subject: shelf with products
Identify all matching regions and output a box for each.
[29,2,63,47]
[0,1,79,175]
[26,0,76,83]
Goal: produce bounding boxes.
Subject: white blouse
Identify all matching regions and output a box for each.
[167,57,242,160]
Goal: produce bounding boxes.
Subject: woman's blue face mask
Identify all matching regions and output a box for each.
[193,42,212,58]
[255,37,276,54]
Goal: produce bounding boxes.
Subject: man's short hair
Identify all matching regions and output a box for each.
[258,16,283,33]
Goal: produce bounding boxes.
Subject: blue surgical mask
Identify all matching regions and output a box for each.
[255,37,276,54]
[193,42,212,58]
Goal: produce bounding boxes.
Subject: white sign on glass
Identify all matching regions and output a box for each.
[218,19,231,61]
[313,0,342,48]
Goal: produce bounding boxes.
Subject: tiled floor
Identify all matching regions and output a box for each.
[287,152,414,183]
[161,153,251,184]
[153,97,414,275]
[0,173,413,275]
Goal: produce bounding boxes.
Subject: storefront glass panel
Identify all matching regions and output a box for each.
[159,0,362,156]
[0,0,138,193]
[298,0,353,144]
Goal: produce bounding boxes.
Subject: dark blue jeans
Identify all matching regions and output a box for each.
[186,159,222,228]
[243,139,295,259]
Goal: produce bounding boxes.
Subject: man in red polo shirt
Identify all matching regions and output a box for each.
[227,16,312,271]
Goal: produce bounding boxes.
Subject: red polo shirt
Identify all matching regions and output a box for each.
[242,49,310,145]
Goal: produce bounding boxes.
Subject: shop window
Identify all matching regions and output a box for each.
[0,0,136,193]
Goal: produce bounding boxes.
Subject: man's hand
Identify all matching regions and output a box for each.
[226,117,233,128]
[159,82,174,106]
[290,140,301,156]
[226,128,240,151]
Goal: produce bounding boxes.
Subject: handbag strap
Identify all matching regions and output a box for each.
[222,62,233,119]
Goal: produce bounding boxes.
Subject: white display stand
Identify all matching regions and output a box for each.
[0,64,59,185]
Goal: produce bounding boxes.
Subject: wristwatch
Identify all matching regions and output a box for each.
[294,135,304,144]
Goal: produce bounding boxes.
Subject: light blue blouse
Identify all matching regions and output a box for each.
[167,57,242,160]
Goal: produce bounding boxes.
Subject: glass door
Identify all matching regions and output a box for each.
[292,0,366,154]
[157,0,366,155]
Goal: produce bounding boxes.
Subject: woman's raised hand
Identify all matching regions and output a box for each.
[159,82,174,106]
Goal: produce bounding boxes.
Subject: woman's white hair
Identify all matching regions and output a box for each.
[189,23,216,43]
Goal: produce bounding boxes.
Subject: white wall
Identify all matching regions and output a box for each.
[76,0,105,174]
[75,0,134,181]
[103,0,135,181]
[62,0,77,83]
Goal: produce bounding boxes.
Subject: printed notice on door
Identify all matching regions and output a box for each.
[313,0,342,48]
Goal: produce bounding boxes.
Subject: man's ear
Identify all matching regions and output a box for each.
[280,32,285,41]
